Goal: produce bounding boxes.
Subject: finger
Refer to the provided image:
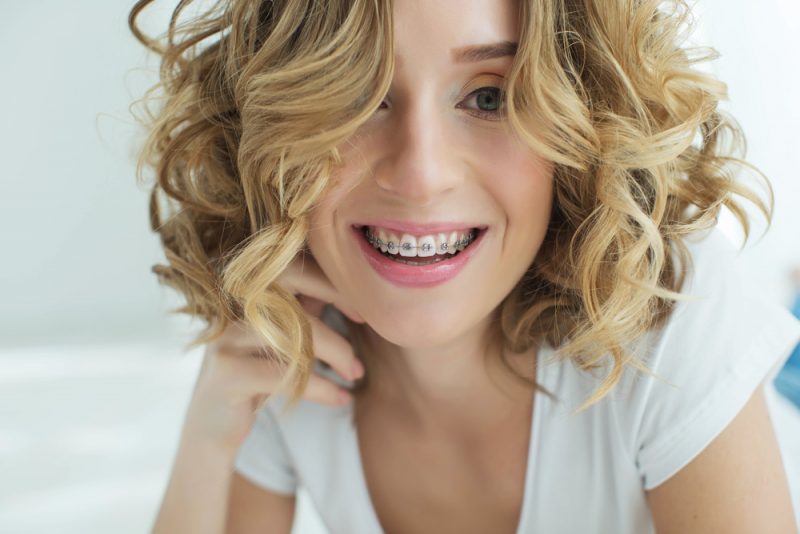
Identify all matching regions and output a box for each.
[219,315,361,384]
[218,313,362,384]
[277,253,365,324]
[308,313,362,381]
[302,373,353,406]
[298,294,327,318]
[216,320,277,356]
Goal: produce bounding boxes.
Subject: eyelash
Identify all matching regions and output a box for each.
[460,86,506,120]
[376,86,506,121]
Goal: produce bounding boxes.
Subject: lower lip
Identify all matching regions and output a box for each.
[351,226,488,288]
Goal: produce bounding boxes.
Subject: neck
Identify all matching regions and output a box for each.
[354,312,537,438]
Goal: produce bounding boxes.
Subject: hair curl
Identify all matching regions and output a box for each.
[129,0,772,414]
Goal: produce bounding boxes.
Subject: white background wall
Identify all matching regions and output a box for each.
[0,1,798,348]
[697,0,800,302]
[0,1,798,533]
[0,1,185,347]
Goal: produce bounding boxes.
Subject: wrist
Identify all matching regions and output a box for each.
[176,426,241,468]
[181,397,255,457]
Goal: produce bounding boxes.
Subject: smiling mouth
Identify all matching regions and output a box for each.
[359,226,482,266]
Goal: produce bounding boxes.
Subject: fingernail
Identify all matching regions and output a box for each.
[338,389,353,403]
[351,358,365,379]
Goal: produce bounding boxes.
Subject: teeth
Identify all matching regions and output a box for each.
[385,231,400,254]
[448,231,459,254]
[399,234,417,257]
[378,229,389,253]
[436,233,450,254]
[364,226,477,257]
[417,235,437,257]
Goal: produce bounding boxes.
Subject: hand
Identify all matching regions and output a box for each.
[181,251,366,453]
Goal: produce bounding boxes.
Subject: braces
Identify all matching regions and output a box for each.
[364,229,477,254]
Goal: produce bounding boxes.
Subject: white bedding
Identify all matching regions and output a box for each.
[1,343,796,533]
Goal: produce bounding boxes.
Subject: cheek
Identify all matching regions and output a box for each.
[306,159,367,281]
[309,149,365,237]
[306,184,346,267]
[480,141,555,232]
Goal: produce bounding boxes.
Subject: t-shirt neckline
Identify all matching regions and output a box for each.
[347,342,550,533]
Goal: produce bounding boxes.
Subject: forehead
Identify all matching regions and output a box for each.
[391,0,519,70]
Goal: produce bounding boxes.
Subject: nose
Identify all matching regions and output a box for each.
[373,97,463,205]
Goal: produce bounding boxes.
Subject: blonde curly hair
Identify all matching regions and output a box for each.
[129,0,771,413]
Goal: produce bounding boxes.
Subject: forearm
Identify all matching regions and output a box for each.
[151,431,237,534]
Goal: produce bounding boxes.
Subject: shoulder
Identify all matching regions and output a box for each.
[644,384,798,533]
[609,226,800,490]
[618,226,798,392]
[261,387,355,445]
[233,388,354,492]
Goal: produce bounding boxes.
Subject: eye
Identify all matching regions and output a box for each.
[459,86,506,121]
[372,85,507,121]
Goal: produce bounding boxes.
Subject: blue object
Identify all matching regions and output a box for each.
[774,293,800,408]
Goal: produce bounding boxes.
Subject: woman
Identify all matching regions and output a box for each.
[129,0,800,532]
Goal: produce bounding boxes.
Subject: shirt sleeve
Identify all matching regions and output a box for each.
[617,229,800,491]
[233,402,298,495]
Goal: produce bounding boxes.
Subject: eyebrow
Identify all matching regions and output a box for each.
[451,41,518,63]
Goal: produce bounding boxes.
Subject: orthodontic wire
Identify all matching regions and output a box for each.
[364,229,477,253]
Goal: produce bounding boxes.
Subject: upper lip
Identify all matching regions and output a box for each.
[353,220,488,235]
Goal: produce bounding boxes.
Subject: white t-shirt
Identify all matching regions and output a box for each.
[234,227,800,533]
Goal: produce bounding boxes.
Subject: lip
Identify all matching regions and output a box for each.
[354,220,489,235]
[351,225,488,288]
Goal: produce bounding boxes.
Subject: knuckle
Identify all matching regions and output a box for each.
[304,376,345,406]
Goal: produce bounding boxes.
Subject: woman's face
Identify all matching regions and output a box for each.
[307,0,554,349]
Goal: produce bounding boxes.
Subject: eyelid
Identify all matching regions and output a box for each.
[374,76,507,116]
[458,87,506,121]
[458,75,506,118]
[461,74,505,94]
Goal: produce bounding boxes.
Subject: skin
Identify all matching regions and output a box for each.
[304,3,552,529]
[307,0,554,441]
[303,0,798,532]
[645,384,797,533]
[210,0,551,526]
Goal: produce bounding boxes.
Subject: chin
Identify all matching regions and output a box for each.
[365,306,482,349]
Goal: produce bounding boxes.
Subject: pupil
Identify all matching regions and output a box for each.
[477,89,500,111]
